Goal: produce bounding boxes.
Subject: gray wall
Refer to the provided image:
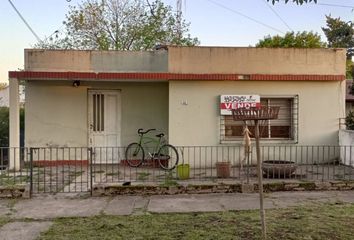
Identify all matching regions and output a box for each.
[25,49,168,72]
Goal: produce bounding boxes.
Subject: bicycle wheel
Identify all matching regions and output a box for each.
[157,144,179,170]
[125,143,144,167]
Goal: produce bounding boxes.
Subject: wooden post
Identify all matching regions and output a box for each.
[255,120,266,239]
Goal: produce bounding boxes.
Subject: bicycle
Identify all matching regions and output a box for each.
[125,128,179,170]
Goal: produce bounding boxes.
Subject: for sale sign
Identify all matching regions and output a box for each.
[220,95,261,115]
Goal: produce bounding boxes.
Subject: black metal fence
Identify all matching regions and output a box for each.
[0,146,354,195]
[0,147,91,195]
[0,147,30,186]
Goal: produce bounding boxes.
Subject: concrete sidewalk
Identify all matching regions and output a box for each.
[0,191,354,219]
[1,191,354,240]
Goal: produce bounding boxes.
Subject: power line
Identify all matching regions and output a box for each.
[278,0,354,9]
[206,0,285,34]
[316,3,354,9]
[7,0,42,42]
[263,0,293,32]
[277,0,354,9]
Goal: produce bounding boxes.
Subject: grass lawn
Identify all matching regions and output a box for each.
[0,217,10,228]
[37,203,354,240]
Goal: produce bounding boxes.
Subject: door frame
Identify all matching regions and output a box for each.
[87,89,122,148]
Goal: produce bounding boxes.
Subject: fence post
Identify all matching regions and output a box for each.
[89,147,93,196]
[29,148,33,198]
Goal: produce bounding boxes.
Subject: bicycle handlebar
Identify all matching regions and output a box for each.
[138,128,156,135]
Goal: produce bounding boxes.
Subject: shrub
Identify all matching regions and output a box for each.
[346,111,354,130]
[0,107,25,147]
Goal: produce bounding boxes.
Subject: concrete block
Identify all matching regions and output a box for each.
[22,184,31,199]
[241,184,255,193]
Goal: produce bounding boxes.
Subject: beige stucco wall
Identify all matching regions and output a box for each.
[168,46,346,75]
[25,81,168,148]
[25,49,168,72]
[169,80,346,147]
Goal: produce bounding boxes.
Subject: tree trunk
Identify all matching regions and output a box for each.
[255,120,266,239]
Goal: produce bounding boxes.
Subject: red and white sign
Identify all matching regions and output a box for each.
[220,95,260,115]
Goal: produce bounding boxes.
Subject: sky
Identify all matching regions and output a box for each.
[1,0,354,82]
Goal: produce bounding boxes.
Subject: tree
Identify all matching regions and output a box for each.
[322,15,354,60]
[268,0,316,4]
[322,15,354,79]
[346,111,354,130]
[256,31,326,48]
[36,0,199,50]
[0,107,24,147]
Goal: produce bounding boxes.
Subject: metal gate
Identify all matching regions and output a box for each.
[29,147,93,196]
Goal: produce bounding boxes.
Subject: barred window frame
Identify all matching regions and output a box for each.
[220,95,299,143]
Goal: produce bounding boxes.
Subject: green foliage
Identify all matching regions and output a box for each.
[346,60,353,80]
[256,31,326,48]
[268,0,317,4]
[0,107,9,147]
[0,217,10,228]
[36,0,199,50]
[137,172,150,181]
[0,107,24,147]
[322,15,354,59]
[346,111,354,130]
[159,171,178,187]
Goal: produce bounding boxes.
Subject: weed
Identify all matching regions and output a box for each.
[159,171,178,187]
[137,172,150,181]
[105,171,120,177]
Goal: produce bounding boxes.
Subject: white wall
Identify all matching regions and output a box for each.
[339,129,354,166]
[169,80,345,147]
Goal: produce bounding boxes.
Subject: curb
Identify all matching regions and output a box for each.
[91,180,354,197]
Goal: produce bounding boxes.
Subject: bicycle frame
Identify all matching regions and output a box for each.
[126,129,179,170]
[137,134,165,158]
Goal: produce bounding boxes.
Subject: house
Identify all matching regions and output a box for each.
[0,85,9,107]
[0,85,25,107]
[8,47,346,169]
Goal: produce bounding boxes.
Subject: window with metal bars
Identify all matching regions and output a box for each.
[221,96,298,141]
[93,94,105,132]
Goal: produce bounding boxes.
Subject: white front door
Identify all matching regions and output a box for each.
[88,90,121,163]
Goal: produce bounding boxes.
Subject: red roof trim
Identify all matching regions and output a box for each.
[8,71,346,81]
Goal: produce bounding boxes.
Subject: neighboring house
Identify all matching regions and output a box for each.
[0,85,9,107]
[8,47,346,166]
[346,79,354,115]
[0,85,25,107]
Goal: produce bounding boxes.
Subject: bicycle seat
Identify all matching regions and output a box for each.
[156,133,164,138]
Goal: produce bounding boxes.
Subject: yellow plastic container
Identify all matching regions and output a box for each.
[177,164,190,180]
